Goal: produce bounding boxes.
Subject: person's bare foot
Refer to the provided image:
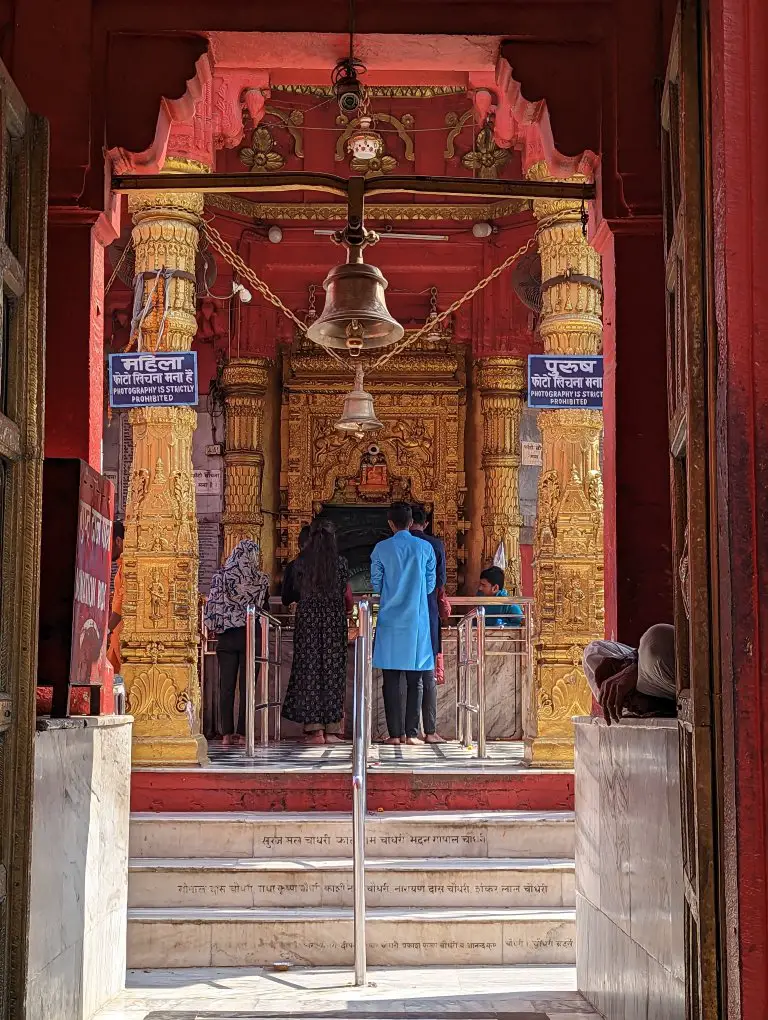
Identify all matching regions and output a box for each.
[324,734,347,744]
[302,732,325,745]
[425,733,447,744]
[381,737,401,745]
[222,734,236,746]
[405,736,425,745]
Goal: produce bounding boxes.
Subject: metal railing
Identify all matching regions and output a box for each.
[456,606,488,756]
[351,599,373,986]
[245,605,284,757]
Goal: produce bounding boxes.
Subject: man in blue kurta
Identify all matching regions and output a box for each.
[371,502,436,744]
[410,505,447,743]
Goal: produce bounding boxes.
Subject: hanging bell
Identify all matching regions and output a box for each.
[307,262,404,352]
[335,366,383,438]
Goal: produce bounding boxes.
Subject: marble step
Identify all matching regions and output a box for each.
[130,809,575,860]
[128,856,575,910]
[127,905,576,968]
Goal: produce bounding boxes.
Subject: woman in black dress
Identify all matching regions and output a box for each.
[282,519,352,745]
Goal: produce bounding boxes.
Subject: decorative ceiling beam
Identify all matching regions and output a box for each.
[111,171,596,202]
[206,194,529,222]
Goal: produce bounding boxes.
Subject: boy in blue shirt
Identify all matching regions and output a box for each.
[477,566,525,628]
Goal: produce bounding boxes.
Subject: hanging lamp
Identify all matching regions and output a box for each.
[335,365,383,438]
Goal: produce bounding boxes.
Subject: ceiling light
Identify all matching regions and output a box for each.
[472,222,493,238]
[347,116,383,162]
[268,225,283,244]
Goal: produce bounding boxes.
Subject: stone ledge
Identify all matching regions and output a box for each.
[574,714,677,730]
[36,714,134,732]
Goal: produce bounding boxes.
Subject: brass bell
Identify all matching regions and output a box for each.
[335,366,383,438]
[307,261,404,352]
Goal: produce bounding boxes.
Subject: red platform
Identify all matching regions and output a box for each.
[131,767,574,813]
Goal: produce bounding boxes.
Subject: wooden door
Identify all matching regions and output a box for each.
[0,62,48,1017]
[660,3,723,1016]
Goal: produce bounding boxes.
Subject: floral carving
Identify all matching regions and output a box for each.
[350,153,397,176]
[462,123,511,179]
[239,126,285,173]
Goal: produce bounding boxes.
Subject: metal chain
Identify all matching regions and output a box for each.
[106,238,133,296]
[203,210,568,377]
[370,236,536,371]
[202,221,353,372]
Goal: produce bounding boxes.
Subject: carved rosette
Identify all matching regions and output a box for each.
[221,358,270,558]
[122,165,207,767]
[477,357,526,595]
[526,161,604,767]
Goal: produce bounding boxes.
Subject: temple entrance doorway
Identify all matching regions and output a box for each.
[317,503,391,592]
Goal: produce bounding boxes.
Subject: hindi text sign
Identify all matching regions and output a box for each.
[109,351,198,408]
[527,355,603,410]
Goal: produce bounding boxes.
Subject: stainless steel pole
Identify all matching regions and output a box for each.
[456,624,464,744]
[274,625,283,743]
[477,607,487,759]
[245,605,256,757]
[259,613,269,746]
[352,600,370,986]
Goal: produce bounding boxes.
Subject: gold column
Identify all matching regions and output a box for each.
[526,162,604,767]
[221,357,270,560]
[122,170,207,767]
[477,357,526,595]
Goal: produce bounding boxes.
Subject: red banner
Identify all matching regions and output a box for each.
[70,467,114,687]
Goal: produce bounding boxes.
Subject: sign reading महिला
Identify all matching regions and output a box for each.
[108,351,198,408]
[527,354,603,410]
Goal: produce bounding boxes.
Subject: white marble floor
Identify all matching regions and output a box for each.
[162,740,529,774]
[94,965,597,1019]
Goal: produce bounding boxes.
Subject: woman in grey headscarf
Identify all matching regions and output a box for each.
[204,539,269,745]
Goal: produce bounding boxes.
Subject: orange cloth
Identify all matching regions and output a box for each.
[107,557,124,674]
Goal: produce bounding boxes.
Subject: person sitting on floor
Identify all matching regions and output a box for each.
[583,623,676,725]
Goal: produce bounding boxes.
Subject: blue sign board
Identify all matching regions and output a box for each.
[527,354,603,409]
[108,351,198,409]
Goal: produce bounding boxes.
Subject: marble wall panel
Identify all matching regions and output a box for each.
[575,717,685,1020]
[26,716,132,1020]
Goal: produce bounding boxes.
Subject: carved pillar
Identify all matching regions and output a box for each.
[122,167,207,767]
[526,162,604,767]
[477,357,526,595]
[221,357,269,560]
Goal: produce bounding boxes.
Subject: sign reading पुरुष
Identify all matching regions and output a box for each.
[527,354,603,410]
[108,351,198,409]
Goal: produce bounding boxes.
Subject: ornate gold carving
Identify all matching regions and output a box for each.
[444,110,474,159]
[239,125,285,173]
[462,122,511,179]
[263,104,305,159]
[221,357,270,558]
[123,184,208,767]
[206,194,528,222]
[526,164,604,768]
[445,113,512,179]
[477,357,526,595]
[336,112,415,176]
[272,84,467,98]
[281,336,464,591]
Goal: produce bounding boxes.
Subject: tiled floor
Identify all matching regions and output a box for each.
[94,966,598,1019]
[183,741,528,774]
